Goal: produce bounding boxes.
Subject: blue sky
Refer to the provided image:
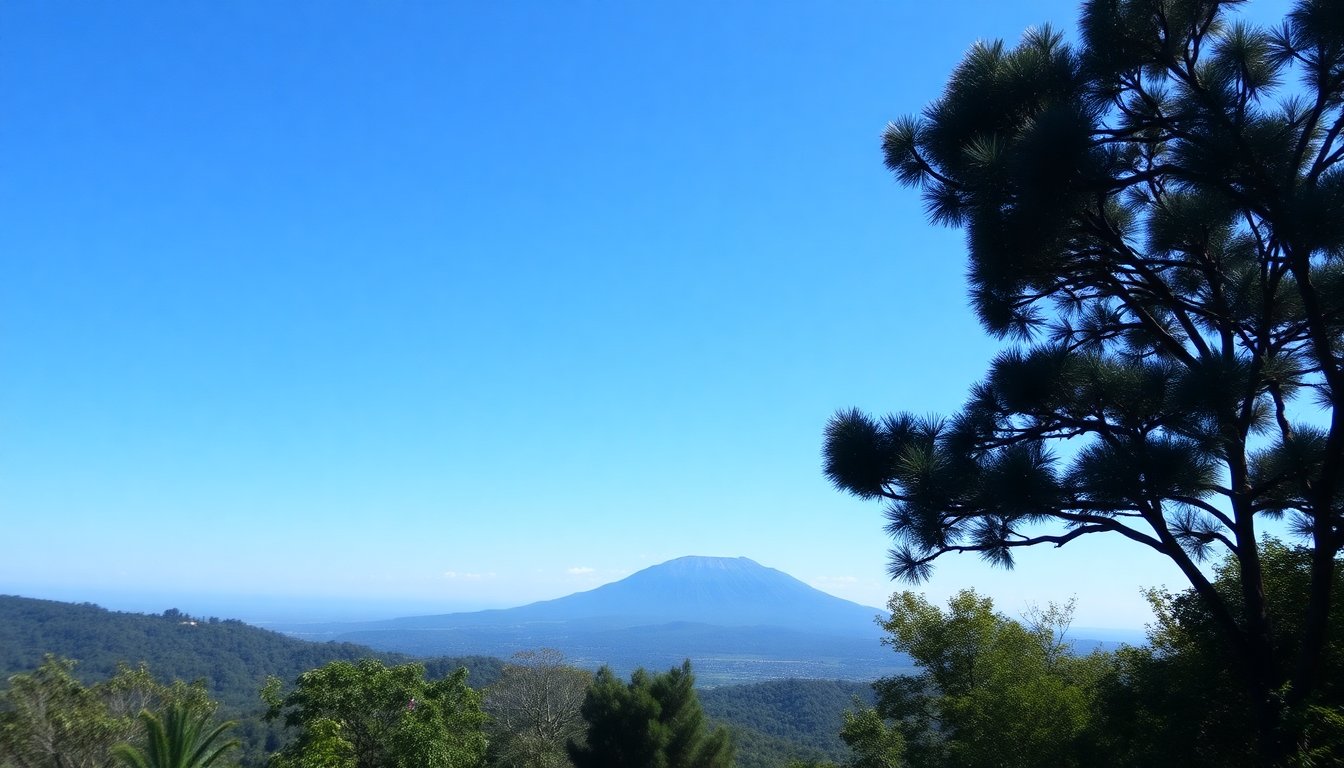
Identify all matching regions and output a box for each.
[0,0,1294,629]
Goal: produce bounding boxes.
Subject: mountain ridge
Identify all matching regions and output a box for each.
[288,555,885,636]
[275,555,903,684]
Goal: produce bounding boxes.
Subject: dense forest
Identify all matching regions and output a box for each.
[700,679,876,768]
[0,596,505,700]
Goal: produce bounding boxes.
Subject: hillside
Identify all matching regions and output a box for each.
[701,678,876,768]
[0,595,504,706]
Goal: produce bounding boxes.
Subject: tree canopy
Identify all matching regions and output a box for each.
[0,656,222,768]
[567,661,733,768]
[823,0,1344,760]
[870,592,1109,768]
[263,658,486,768]
[1092,539,1344,765]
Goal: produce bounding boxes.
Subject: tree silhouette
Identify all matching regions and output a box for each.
[824,0,1344,761]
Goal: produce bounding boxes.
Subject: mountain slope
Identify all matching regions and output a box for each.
[321,556,884,636]
[502,555,882,632]
[278,556,905,684]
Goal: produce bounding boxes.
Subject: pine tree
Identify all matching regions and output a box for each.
[824,0,1344,762]
[568,662,733,768]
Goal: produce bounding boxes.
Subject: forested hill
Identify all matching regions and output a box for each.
[701,679,876,768]
[0,594,504,711]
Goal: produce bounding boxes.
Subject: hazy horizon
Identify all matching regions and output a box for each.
[4,554,1151,644]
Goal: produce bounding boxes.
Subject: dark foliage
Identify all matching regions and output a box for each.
[568,661,733,768]
[826,0,1344,760]
[1091,541,1344,766]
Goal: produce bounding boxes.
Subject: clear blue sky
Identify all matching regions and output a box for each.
[0,0,1294,628]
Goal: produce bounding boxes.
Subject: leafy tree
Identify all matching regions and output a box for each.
[0,656,121,768]
[263,659,486,768]
[836,709,903,768]
[823,0,1344,760]
[853,591,1106,768]
[264,718,354,768]
[482,649,590,768]
[1093,540,1344,766]
[567,661,733,768]
[111,702,238,768]
[0,656,217,768]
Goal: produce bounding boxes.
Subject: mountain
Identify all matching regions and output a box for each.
[277,556,909,684]
[367,556,881,634]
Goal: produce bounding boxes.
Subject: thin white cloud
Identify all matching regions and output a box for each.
[567,566,596,576]
[442,571,495,581]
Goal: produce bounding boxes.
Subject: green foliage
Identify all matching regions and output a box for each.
[0,656,222,768]
[568,661,733,768]
[826,0,1344,759]
[861,591,1108,768]
[482,650,590,768]
[264,659,486,768]
[0,596,505,767]
[111,702,239,768]
[263,718,353,768]
[837,708,903,768]
[1092,541,1344,766]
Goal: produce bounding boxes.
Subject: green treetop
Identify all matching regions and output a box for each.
[567,661,733,768]
[263,659,486,768]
